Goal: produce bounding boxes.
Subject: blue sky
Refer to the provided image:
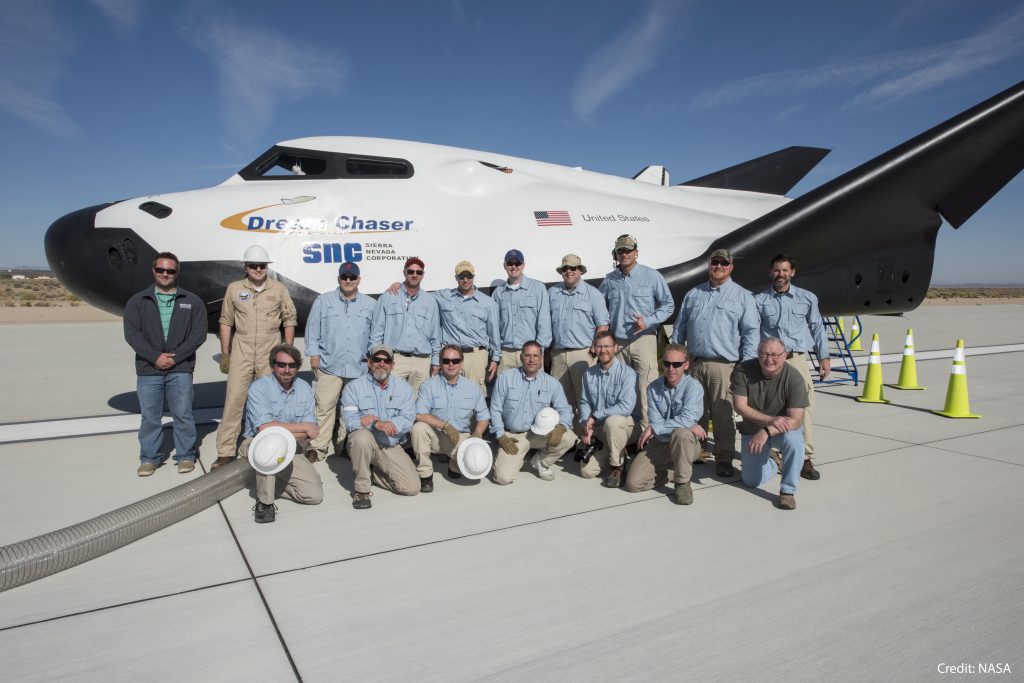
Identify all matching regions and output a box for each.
[1,0,1022,283]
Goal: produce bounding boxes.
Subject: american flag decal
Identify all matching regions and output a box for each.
[534,210,573,226]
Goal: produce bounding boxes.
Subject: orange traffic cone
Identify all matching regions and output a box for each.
[886,328,924,390]
[855,333,890,404]
[849,318,863,351]
[932,340,980,418]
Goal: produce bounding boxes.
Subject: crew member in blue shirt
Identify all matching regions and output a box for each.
[241,344,323,524]
[549,254,609,428]
[755,253,830,481]
[599,234,675,429]
[304,261,375,461]
[579,330,638,488]
[410,345,490,488]
[625,344,705,506]
[670,248,759,477]
[492,249,552,373]
[435,260,500,395]
[369,257,441,395]
[342,345,419,509]
[490,341,576,485]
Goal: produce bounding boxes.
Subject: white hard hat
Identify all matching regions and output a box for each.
[242,244,273,264]
[530,406,560,436]
[456,437,493,480]
[247,426,296,475]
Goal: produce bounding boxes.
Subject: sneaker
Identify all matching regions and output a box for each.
[352,491,372,510]
[778,493,797,510]
[177,459,195,474]
[306,449,322,464]
[695,451,713,464]
[800,458,821,480]
[716,460,735,477]
[603,466,622,489]
[211,456,236,471]
[674,482,694,505]
[137,462,158,477]
[531,453,555,481]
[420,475,434,493]
[253,501,277,523]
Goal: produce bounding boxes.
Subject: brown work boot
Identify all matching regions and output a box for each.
[674,482,693,505]
[211,456,236,471]
[603,466,622,488]
[778,492,796,510]
[800,458,820,480]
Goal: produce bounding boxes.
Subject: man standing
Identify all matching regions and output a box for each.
[579,330,638,488]
[435,260,500,394]
[490,341,576,485]
[214,245,297,469]
[548,254,609,427]
[625,344,705,505]
[492,249,551,374]
[410,345,490,488]
[304,261,375,461]
[241,344,323,523]
[598,235,674,429]
[369,257,441,395]
[731,338,808,510]
[123,252,208,476]
[755,254,829,481]
[342,345,419,509]
[670,248,759,477]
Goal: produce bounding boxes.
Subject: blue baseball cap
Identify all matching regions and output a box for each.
[338,262,360,277]
[504,249,524,264]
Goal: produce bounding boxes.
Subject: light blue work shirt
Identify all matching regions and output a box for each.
[415,374,490,433]
[646,374,705,443]
[754,285,829,358]
[599,263,675,340]
[435,287,501,362]
[341,373,416,448]
[304,289,375,378]
[579,359,638,423]
[489,368,572,437]
[671,279,760,361]
[491,276,552,350]
[370,286,442,364]
[243,375,315,438]
[548,281,610,349]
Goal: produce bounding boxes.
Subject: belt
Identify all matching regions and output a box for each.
[693,356,731,363]
[461,346,487,352]
[501,346,520,352]
[395,351,430,359]
[786,351,806,359]
[554,347,589,352]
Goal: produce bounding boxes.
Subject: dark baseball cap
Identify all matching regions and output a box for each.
[338,262,360,276]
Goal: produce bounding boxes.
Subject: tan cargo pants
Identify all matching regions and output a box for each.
[624,427,700,491]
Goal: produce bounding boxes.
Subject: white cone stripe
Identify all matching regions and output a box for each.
[906,335,914,345]
[953,347,966,362]
[869,355,880,364]
[903,347,915,356]
[870,340,880,353]
[951,365,966,375]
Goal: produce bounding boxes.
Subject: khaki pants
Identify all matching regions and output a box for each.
[216,336,277,458]
[492,429,577,485]
[624,428,700,491]
[309,370,354,460]
[580,415,640,478]
[461,348,491,397]
[238,437,324,506]
[616,334,658,429]
[392,354,431,395]
[690,357,737,461]
[410,422,469,477]
[348,429,419,495]
[549,348,594,428]
[497,349,522,375]
[786,353,816,460]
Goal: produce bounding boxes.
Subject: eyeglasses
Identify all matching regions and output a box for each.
[405,269,424,276]
[339,274,358,281]
[440,358,462,365]
[246,263,268,270]
[370,356,393,364]
[615,248,635,256]
[663,360,687,369]
[456,273,474,280]
[561,266,581,273]
[153,267,178,275]
[709,260,731,267]
[505,261,523,267]
[758,352,785,360]
[273,361,299,369]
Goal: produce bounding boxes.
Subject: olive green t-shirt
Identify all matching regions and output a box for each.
[730,359,809,435]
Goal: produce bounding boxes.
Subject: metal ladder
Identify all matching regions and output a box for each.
[811,316,860,386]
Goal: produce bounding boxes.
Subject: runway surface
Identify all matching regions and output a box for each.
[1,305,1021,681]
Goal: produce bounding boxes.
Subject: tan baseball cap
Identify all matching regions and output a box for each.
[454,260,475,276]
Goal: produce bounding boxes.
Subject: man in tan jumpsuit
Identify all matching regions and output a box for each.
[213,245,297,469]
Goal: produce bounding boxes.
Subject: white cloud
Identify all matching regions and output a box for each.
[89,0,144,34]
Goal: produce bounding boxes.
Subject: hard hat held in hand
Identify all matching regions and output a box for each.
[456,437,493,480]
[247,426,296,475]
[530,407,560,436]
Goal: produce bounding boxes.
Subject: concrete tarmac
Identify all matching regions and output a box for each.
[1,306,1021,681]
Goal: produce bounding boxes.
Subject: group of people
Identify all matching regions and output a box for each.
[122,234,830,523]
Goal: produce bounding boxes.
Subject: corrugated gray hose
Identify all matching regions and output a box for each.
[0,458,251,593]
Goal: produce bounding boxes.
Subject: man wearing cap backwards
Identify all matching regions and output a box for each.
[598,235,674,430]
[492,249,552,374]
[342,344,419,509]
[410,345,490,489]
[579,330,639,488]
[240,344,323,524]
[370,257,441,395]
[625,344,704,505]
[548,254,609,428]
[755,254,829,481]
[123,252,208,476]
[213,245,298,470]
[731,338,808,510]
[670,248,759,478]
[304,261,376,462]
[489,341,576,484]
[435,260,501,394]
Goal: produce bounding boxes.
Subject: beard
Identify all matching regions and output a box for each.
[371,367,390,382]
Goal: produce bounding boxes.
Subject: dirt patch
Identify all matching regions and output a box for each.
[923,287,1024,306]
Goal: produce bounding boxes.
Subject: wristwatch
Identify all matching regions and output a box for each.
[763,426,771,436]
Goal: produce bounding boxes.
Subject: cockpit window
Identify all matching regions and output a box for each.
[238,146,414,181]
[345,157,412,177]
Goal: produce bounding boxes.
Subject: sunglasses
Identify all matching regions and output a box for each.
[663,360,687,369]
[153,267,178,275]
[709,260,731,267]
[405,269,424,276]
[273,361,299,369]
[440,358,462,365]
[456,273,474,280]
[505,261,523,267]
[339,274,358,281]
[615,248,635,256]
[246,263,268,270]
[561,266,581,273]
[370,356,393,364]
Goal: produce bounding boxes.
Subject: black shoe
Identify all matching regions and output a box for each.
[800,458,821,480]
[716,461,735,477]
[352,491,372,509]
[420,475,434,493]
[603,467,622,488]
[447,468,462,480]
[253,501,276,524]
